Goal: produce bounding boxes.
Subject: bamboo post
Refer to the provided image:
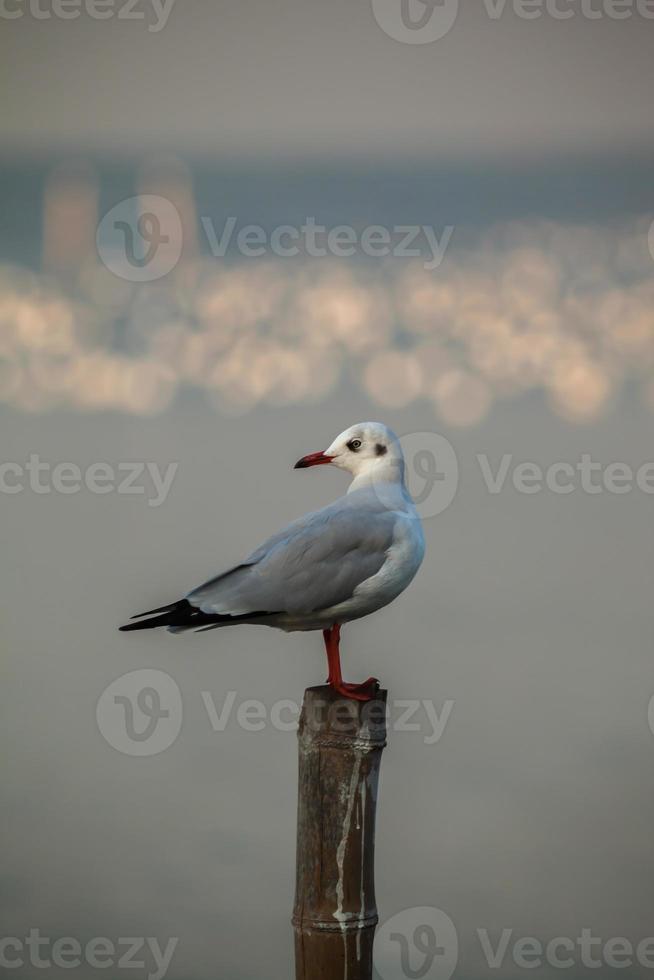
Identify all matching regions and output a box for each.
[292,684,388,980]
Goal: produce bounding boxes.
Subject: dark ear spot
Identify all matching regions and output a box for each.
[375,443,387,456]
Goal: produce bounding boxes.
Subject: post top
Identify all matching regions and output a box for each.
[299,685,388,746]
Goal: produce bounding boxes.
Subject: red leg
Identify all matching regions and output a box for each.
[322,625,379,702]
[323,624,343,686]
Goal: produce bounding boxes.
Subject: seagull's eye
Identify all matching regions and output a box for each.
[347,439,362,452]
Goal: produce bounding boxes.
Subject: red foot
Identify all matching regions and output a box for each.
[330,678,380,702]
[342,677,379,693]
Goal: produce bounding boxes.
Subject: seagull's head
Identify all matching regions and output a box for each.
[294,422,404,482]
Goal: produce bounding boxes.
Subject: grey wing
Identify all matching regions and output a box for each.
[186,506,397,617]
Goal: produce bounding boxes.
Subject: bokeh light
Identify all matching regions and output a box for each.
[1,196,653,426]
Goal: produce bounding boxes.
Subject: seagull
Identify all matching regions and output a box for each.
[120,422,425,701]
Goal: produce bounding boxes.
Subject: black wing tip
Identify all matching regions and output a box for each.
[119,599,278,633]
[119,599,191,632]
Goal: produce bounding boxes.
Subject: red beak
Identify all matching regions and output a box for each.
[294,450,334,469]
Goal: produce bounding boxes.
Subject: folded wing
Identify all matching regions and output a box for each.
[187,503,397,618]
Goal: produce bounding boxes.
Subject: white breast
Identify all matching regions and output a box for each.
[322,508,425,626]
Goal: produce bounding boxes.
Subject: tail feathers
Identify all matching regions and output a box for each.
[119,600,189,631]
[119,599,277,633]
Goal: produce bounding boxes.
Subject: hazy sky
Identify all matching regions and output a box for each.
[2,0,654,159]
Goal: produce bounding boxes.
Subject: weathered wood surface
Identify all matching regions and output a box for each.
[293,685,388,980]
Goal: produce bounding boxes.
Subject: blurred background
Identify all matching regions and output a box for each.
[2,1,654,978]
